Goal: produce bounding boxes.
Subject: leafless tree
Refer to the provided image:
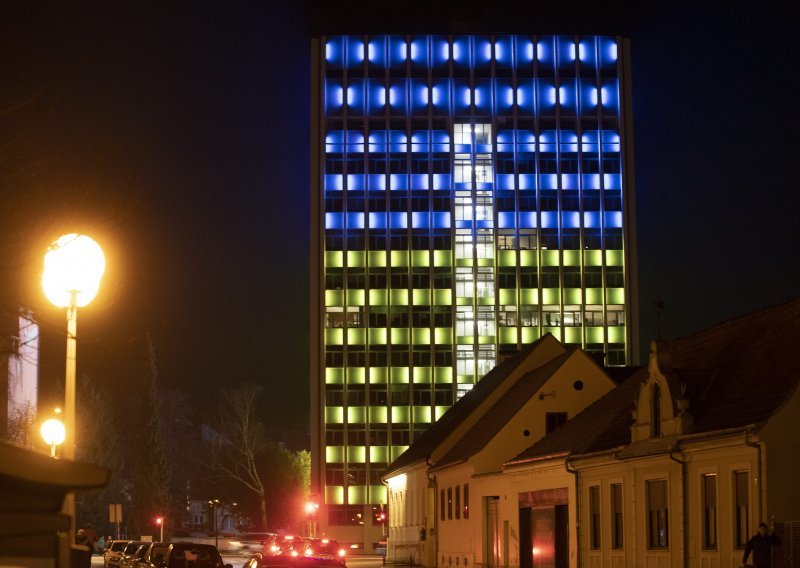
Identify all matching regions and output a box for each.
[209,384,269,530]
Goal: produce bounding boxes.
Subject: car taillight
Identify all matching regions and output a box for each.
[338,549,346,557]
[270,545,281,554]
[290,550,299,557]
[305,548,314,556]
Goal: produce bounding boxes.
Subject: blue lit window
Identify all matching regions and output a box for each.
[345,37,364,67]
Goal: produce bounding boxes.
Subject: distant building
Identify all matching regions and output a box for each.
[384,298,800,567]
[311,33,638,549]
[0,309,39,446]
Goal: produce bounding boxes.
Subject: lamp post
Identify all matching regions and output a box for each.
[41,418,66,458]
[42,233,105,542]
[208,499,220,549]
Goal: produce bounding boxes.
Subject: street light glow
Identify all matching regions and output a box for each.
[40,418,66,446]
[42,233,106,308]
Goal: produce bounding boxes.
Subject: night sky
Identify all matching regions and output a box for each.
[2,2,796,433]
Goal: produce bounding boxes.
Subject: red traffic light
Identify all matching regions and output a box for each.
[304,501,320,515]
[155,516,163,526]
[377,512,386,522]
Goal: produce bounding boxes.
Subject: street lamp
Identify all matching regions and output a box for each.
[41,418,66,458]
[42,233,105,541]
[208,499,220,549]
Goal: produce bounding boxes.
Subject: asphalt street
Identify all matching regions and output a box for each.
[91,554,387,568]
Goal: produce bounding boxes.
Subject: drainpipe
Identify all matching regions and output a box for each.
[744,431,764,523]
[668,447,688,568]
[381,479,390,563]
[427,458,438,568]
[565,459,580,568]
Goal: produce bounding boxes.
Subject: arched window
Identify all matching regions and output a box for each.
[651,384,662,438]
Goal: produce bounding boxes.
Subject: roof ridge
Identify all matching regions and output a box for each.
[672,295,800,344]
[506,368,647,466]
[434,350,575,469]
[385,333,560,474]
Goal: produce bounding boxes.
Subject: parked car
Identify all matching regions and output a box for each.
[105,541,129,568]
[117,542,149,568]
[135,542,231,568]
[122,543,153,568]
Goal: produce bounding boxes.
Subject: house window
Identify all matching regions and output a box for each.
[702,474,717,550]
[463,484,469,519]
[447,487,453,520]
[734,471,749,549]
[646,479,668,549]
[610,483,623,549]
[589,485,601,549]
[546,412,568,434]
[440,489,445,521]
[651,384,662,438]
[455,485,461,520]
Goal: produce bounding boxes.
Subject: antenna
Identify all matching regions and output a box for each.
[653,293,665,340]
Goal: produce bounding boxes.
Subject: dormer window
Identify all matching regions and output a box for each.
[651,384,662,438]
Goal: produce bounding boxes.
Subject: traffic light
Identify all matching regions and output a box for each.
[304,493,320,520]
[376,511,387,523]
[155,516,163,526]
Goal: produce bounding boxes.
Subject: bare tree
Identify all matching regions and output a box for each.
[210,384,268,530]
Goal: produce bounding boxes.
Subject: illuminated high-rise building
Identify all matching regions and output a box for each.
[310,34,638,547]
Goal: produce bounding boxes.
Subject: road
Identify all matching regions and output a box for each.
[91,554,386,568]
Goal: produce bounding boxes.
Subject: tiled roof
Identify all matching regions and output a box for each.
[508,297,800,465]
[671,297,800,433]
[385,334,558,475]
[434,350,575,469]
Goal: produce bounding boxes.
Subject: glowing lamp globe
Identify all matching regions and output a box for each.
[42,234,106,308]
[41,418,66,447]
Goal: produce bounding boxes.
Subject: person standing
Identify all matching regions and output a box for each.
[743,522,781,568]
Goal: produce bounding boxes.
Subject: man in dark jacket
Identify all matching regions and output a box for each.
[743,522,781,568]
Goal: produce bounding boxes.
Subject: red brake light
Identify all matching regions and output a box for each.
[338,549,346,557]
[290,551,299,557]
[305,548,314,556]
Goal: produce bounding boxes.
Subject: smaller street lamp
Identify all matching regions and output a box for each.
[40,418,66,458]
[155,516,164,542]
[208,499,220,549]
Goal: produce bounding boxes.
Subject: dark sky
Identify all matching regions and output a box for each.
[2,1,797,432]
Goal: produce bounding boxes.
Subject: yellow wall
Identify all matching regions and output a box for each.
[759,384,800,522]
